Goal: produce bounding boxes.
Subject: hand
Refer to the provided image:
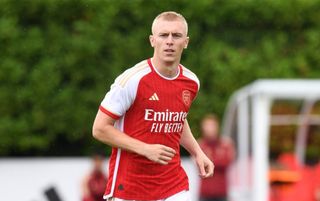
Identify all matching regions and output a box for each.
[142,144,176,165]
[195,152,214,178]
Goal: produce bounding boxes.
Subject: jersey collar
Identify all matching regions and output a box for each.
[147,58,181,80]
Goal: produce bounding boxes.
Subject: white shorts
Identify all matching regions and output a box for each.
[107,190,191,201]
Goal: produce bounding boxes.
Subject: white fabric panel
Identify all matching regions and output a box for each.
[101,60,151,117]
[181,65,200,91]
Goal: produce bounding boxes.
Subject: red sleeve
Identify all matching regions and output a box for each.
[99,106,120,120]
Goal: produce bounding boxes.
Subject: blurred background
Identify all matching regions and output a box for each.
[1,0,320,201]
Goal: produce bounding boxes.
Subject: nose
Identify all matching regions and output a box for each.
[166,34,174,46]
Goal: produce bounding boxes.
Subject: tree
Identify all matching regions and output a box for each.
[1,0,319,156]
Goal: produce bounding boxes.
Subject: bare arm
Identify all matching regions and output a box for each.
[92,110,176,165]
[180,119,214,178]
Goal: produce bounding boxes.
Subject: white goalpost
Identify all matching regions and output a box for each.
[222,79,320,201]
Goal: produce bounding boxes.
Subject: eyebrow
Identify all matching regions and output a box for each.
[172,33,183,36]
[158,32,184,36]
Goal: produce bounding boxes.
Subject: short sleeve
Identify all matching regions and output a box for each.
[181,65,200,91]
[100,74,135,119]
[99,60,151,119]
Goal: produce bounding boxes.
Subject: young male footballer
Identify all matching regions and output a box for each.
[93,11,214,201]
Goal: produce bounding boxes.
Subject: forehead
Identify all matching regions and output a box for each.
[153,19,187,35]
[202,118,218,125]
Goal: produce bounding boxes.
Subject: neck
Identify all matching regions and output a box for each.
[205,135,218,141]
[151,57,180,78]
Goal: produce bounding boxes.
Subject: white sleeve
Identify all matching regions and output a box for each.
[100,71,136,119]
[99,61,151,119]
[181,66,200,91]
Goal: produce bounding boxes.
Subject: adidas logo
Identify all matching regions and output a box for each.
[149,93,159,101]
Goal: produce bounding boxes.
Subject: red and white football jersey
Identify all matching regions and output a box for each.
[99,59,199,200]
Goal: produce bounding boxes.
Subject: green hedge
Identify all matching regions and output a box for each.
[1,0,320,156]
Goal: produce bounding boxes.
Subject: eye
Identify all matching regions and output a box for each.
[159,33,169,38]
[172,33,183,38]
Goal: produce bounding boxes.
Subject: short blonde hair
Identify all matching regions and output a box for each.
[201,114,219,125]
[151,11,188,35]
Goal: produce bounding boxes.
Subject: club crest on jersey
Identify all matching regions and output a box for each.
[182,90,191,106]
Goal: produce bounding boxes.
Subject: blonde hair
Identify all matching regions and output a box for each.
[151,11,188,35]
[201,114,219,125]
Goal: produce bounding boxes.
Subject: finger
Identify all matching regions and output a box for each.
[161,150,175,158]
[211,163,215,176]
[159,155,173,162]
[204,163,214,178]
[156,159,169,165]
[198,162,206,178]
[162,146,176,154]
[204,169,211,178]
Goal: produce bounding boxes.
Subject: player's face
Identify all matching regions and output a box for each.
[201,119,219,140]
[150,19,189,64]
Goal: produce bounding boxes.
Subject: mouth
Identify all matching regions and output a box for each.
[164,49,175,53]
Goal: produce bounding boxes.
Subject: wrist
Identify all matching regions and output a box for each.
[135,142,149,157]
[192,147,205,158]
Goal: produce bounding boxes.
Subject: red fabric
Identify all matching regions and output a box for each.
[269,154,317,201]
[82,197,93,201]
[85,171,107,201]
[314,163,320,201]
[199,138,234,198]
[315,163,320,188]
[269,166,314,201]
[277,153,300,170]
[104,59,198,200]
[99,106,120,120]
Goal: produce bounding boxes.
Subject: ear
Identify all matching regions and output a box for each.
[149,35,155,47]
[184,36,189,49]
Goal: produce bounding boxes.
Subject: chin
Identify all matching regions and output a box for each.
[162,56,177,63]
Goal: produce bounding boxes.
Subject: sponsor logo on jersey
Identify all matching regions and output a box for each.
[144,109,187,133]
[182,90,191,106]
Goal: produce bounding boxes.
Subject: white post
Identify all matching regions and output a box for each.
[295,99,314,164]
[238,98,250,190]
[251,94,270,201]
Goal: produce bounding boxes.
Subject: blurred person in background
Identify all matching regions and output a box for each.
[198,114,235,201]
[82,152,107,201]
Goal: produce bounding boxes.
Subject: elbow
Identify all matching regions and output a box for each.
[92,124,113,145]
[92,125,103,141]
